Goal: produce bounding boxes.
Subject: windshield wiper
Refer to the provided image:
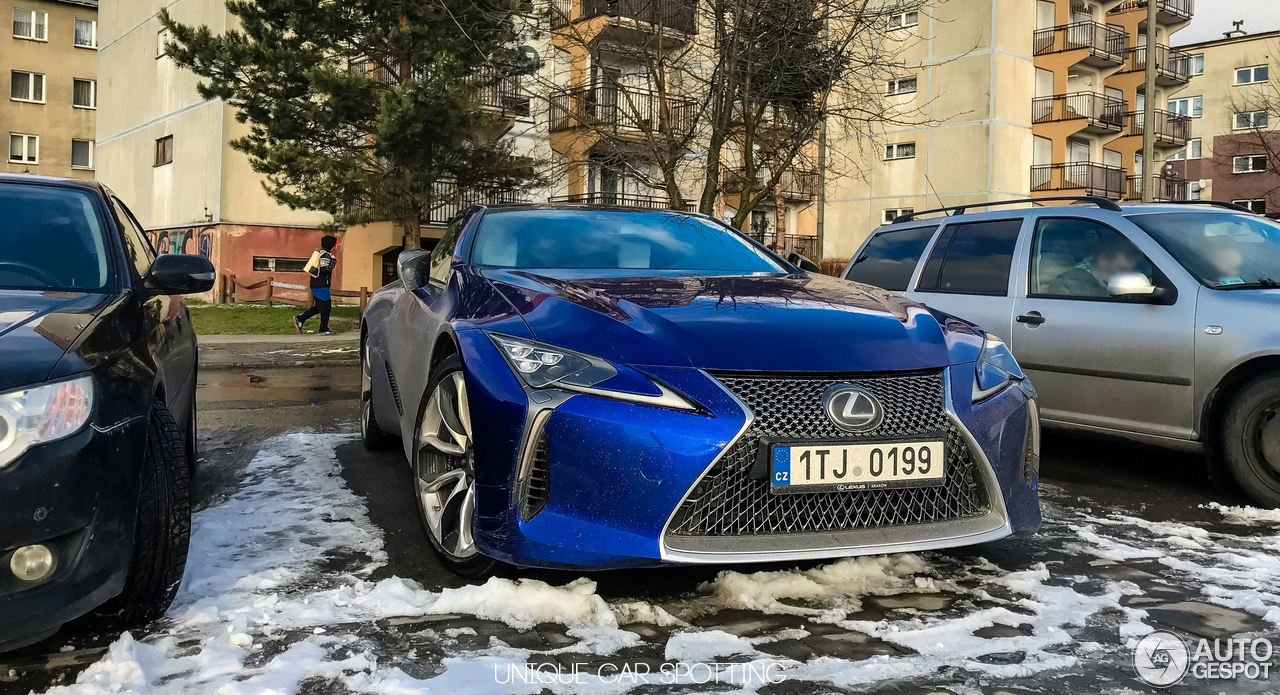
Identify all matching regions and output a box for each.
[1219,277,1280,290]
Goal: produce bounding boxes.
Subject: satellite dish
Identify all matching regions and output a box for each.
[512,46,541,76]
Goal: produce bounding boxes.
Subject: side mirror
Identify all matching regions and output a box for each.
[397,249,432,291]
[788,253,822,273]
[1107,271,1157,298]
[145,254,216,294]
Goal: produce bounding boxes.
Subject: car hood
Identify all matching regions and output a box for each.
[0,290,105,392]
[482,269,965,372]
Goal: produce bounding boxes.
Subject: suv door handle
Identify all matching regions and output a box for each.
[1016,312,1046,326]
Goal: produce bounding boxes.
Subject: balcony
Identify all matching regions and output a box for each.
[1124,109,1191,146]
[1033,22,1128,67]
[721,167,819,201]
[548,192,695,210]
[1032,92,1126,133]
[1126,175,1189,201]
[1123,45,1193,85]
[1031,162,1126,199]
[550,0,697,35]
[1110,0,1194,24]
[473,67,531,118]
[549,84,697,136]
[783,234,819,258]
[423,184,531,225]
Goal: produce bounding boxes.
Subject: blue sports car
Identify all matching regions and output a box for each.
[360,205,1041,576]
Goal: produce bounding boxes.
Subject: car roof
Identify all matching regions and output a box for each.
[478,203,711,219]
[870,201,1253,235]
[0,172,106,194]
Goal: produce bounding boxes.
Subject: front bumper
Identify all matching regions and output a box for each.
[460,333,1040,570]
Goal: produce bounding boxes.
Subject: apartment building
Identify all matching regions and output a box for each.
[1168,29,1279,215]
[3,0,98,178]
[822,0,1037,258]
[1031,0,1195,203]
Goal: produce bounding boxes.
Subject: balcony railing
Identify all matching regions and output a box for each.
[1110,0,1194,22]
[551,0,697,34]
[1124,45,1193,84]
[473,67,531,117]
[549,83,697,135]
[1031,162,1126,199]
[1124,109,1191,145]
[548,192,695,210]
[1127,175,1189,201]
[425,183,530,225]
[721,167,819,201]
[1032,92,1126,130]
[784,235,819,259]
[1033,21,1128,64]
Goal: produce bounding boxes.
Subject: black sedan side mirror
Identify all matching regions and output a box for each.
[788,253,822,273]
[145,254,216,294]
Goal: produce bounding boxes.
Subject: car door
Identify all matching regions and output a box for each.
[1009,215,1197,440]
[904,217,1025,341]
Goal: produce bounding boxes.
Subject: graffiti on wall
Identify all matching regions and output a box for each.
[152,227,214,259]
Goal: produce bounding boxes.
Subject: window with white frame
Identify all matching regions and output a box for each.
[156,28,171,59]
[8,133,38,163]
[72,78,96,108]
[887,11,919,30]
[1190,54,1205,76]
[10,71,44,103]
[71,139,94,169]
[1167,138,1202,161]
[1189,181,1202,201]
[74,18,96,48]
[12,8,46,41]
[1234,199,1267,214]
[1169,96,1203,118]
[1235,65,1269,85]
[1235,110,1268,130]
[1234,154,1268,174]
[883,208,915,224]
[887,77,918,96]
[885,142,916,160]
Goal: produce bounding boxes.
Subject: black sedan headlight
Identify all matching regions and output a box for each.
[0,375,95,469]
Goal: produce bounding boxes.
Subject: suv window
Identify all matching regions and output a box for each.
[1030,218,1153,299]
[112,197,155,278]
[844,226,937,291]
[917,219,1021,296]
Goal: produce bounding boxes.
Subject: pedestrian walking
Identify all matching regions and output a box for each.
[295,235,339,335]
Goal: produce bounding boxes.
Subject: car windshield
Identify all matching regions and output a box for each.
[471,209,786,273]
[0,183,110,292]
[1127,212,1280,290]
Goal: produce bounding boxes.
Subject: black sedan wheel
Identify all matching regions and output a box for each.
[413,355,496,577]
[1223,371,1280,508]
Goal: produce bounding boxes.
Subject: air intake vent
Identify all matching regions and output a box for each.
[385,363,403,414]
[522,432,551,522]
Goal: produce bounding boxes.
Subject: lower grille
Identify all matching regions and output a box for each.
[666,371,988,537]
[521,432,551,521]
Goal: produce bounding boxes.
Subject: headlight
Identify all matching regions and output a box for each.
[0,376,95,469]
[488,334,695,410]
[973,334,1025,402]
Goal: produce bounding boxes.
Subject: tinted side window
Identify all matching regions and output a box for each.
[844,226,937,291]
[917,220,1022,296]
[429,216,466,284]
[112,197,155,277]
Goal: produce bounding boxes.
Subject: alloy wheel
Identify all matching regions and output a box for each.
[415,371,477,560]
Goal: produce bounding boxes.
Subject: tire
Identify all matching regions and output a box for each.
[1222,371,1280,508]
[412,354,498,579]
[93,399,191,627]
[361,341,396,451]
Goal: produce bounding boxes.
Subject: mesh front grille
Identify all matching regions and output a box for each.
[522,432,551,522]
[666,371,988,537]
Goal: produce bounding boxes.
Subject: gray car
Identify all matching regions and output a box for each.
[841,199,1280,506]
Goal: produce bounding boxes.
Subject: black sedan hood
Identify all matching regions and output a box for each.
[0,290,106,392]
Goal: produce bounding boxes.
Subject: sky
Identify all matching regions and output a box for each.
[1177,0,1280,46]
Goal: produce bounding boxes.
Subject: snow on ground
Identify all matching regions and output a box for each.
[34,435,1280,694]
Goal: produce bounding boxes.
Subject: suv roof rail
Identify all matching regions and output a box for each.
[1138,200,1255,213]
[891,196,1122,224]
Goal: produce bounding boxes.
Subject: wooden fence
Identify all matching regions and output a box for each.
[222,274,369,314]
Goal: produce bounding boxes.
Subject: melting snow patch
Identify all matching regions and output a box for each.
[1204,501,1280,525]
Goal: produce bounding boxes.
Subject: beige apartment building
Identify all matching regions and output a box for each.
[3,0,98,178]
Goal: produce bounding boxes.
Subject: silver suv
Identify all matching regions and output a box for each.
[841,198,1280,506]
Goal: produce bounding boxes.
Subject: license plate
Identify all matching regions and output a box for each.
[770,441,945,493]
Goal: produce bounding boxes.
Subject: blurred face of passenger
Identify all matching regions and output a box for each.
[1208,245,1244,278]
[1093,250,1138,280]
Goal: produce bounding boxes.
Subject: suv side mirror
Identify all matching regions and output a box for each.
[1108,272,1161,300]
[397,249,432,291]
[145,254,216,294]
[788,253,822,273]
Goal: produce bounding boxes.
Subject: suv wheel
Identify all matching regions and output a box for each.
[1222,371,1280,508]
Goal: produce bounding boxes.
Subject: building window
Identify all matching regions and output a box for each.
[885,142,916,160]
[1169,96,1203,118]
[71,139,94,169]
[72,78,96,109]
[882,208,915,225]
[1236,65,1269,85]
[887,77,918,96]
[1189,181,1202,201]
[157,28,171,59]
[155,135,174,166]
[252,257,310,273]
[1233,155,1268,174]
[1234,110,1268,130]
[887,11,919,30]
[1190,54,1205,76]
[1167,138,1201,161]
[8,133,38,163]
[1234,199,1267,214]
[12,8,47,41]
[74,18,96,48]
[10,71,45,103]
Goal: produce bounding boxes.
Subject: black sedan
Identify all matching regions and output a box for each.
[0,174,214,651]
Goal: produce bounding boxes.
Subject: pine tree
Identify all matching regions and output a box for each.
[161,0,538,249]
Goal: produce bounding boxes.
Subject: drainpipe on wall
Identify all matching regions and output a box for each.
[1141,0,1158,202]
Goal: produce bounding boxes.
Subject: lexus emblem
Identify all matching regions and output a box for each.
[822,384,883,432]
